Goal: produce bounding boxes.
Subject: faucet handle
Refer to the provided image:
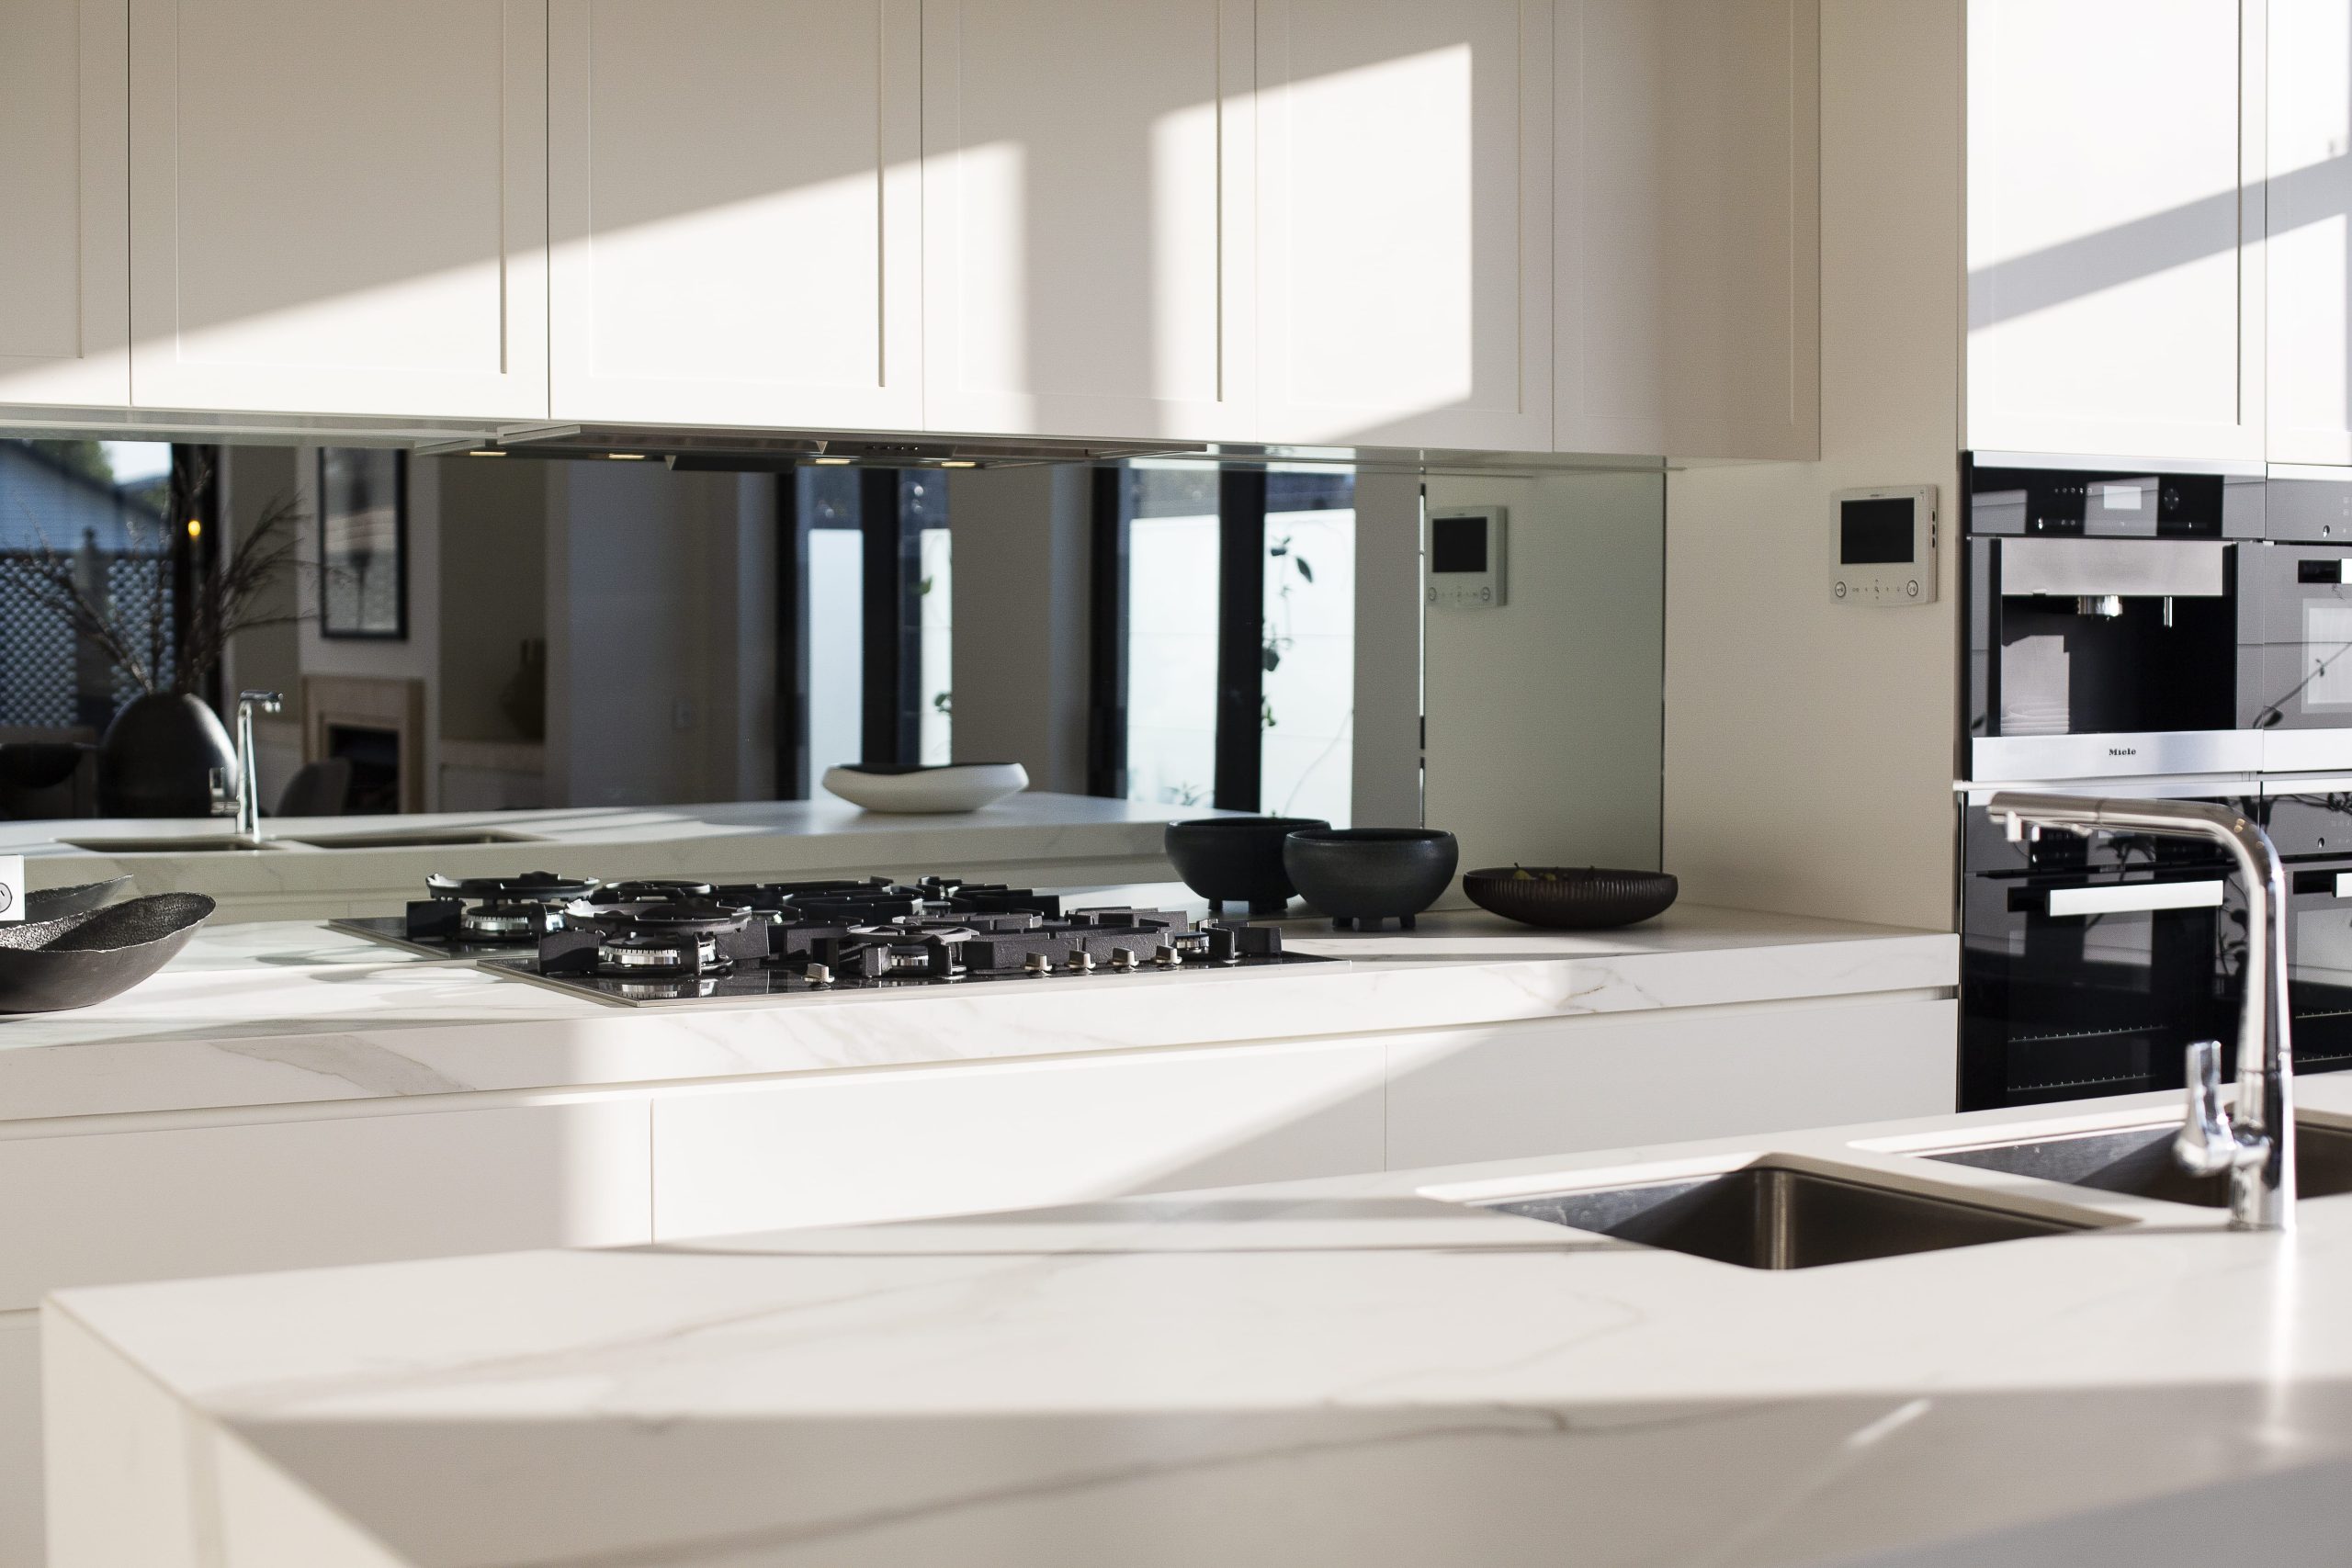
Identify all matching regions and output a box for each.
[2176,1040,2245,1177]
[238,689,284,716]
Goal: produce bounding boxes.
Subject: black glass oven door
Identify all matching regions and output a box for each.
[1962,869,2244,1110]
[2288,866,2352,1077]
[2250,546,2352,765]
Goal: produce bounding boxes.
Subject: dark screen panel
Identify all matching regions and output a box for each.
[1841,497,1915,565]
[1431,514,1487,573]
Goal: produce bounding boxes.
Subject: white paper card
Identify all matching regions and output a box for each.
[0,855,22,922]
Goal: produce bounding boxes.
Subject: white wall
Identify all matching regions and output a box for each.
[1351,468,1423,828]
[435,455,547,744]
[1420,469,1666,881]
[946,465,1093,793]
[1660,0,1963,932]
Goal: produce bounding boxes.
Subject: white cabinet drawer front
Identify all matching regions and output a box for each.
[1387,998,1955,1170]
[653,1041,1387,1239]
[0,0,129,407]
[550,0,921,428]
[130,0,549,418]
[0,1102,649,1313]
[0,1312,37,1568]
[1257,0,1552,448]
[922,0,1253,440]
[1966,0,2260,460]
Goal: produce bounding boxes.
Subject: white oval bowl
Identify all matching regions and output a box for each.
[820,761,1029,814]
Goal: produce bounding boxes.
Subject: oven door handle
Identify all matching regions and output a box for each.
[2043,880,2227,917]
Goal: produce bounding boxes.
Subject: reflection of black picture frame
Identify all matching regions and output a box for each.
[318,448,407,639]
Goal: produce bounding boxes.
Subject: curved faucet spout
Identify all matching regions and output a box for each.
[1985,792,2296,1232]
[233,690,284,843]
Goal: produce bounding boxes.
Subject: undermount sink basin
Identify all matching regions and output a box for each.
[286,829,545,849]
[1480,1158,2095,1270]
[61,836,285,854]
[1928,1119,2352,1208]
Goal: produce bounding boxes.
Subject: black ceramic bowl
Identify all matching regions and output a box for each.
[24,876,137,921]
[1164,817,1329,915]
[1462,866,1679,930]
[1283,828,1459,931]
[0,892,216,1013]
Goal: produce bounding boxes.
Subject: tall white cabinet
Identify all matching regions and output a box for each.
[127,0,548,419]
[0,0,128,408]
[548,0,922,430]
[922,0,1254,441]
[2267,0,2352,465]
[1965,0,2264,462]
[1255,0,1553,449]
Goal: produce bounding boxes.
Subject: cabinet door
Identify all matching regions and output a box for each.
[128,0,548,419]
[0,1312,36,1568]
[921,0,1253,441]
[1256,0,1552,449]
[549,0,922,430]
[651,1040,1387,1238]
[2268,0,2352,464]
[1555,0,1818,460]
[0,0,128,408]
[1966,0,2263,462]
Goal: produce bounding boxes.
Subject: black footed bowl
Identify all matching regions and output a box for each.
[1463,866,1679,930]
[0,892,216,1013]
[1165,816,1329,915]
[1283,828,1459,931]
[25,875,137,921]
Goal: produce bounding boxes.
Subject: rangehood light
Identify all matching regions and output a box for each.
[810,456,854,465]
[937,459,978,468]
[606,452,648,460]
[466,448,508,457]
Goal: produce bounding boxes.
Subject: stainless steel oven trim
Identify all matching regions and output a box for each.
[2259,730,2352,774]
[1971,731,2265,782]
[2044,880,2227,917]
[1974,451,2267,479]
[1996,537,2227,598]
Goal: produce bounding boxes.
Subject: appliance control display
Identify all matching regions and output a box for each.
[0,855,18,922]
[1426,506,1507,609]
[1831,485,1938,606]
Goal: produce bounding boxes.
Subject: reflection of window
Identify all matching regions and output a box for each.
[780,468,952,796]
[1091,465,1355,824]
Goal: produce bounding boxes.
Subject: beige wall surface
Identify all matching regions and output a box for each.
[1661,0,1962,933]
[1422,468,1666,882]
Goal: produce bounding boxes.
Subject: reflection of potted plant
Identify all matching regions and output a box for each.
[2,456,308,817]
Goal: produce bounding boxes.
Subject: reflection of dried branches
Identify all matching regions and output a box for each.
[0,454,310,696]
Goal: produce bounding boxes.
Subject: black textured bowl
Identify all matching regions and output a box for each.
[0,892,216,1013]
[1164,817,1329,915]
[1463,866,1679,930]
[1283,828,1459,931]
[25,876,137,921]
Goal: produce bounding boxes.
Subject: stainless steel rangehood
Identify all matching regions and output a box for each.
[424,424,1216,470]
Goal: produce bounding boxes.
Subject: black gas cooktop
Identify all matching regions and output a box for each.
[329,873,1332,1007]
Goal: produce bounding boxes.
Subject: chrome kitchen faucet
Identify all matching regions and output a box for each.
[234,690,283,843]
[1987,792,2297,1232]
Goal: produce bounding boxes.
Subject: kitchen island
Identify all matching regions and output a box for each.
[45,1080,2352,1568]
[5,792,1223,923]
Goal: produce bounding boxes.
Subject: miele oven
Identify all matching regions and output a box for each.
[2249,472,2352,772]
[1960,783,2250,1111]
[1963,458,2264,782]
[2253,785,2352,1079]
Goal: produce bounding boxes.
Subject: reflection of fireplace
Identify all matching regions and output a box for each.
[326,724,401,814]
[302,675,425,813]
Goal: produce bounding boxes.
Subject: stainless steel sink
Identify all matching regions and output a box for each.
[286,829,544,849]
[61,836,285,854]
[1483,1158,2095,1269]
[1928,1119,2352,1208]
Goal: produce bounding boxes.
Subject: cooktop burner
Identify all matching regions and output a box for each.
[328,872,1333,1002]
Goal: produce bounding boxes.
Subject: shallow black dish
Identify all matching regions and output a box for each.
[1283,828,1459,931]
[1164,816,1329,915]
[1463,866,1679,930]
[24,876,137,921]
[0,892,216,1013]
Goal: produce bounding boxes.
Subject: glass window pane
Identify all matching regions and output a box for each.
[1123,468,1220,807]
[797,468,865,783]
[919,523,953,765]
[1261,472,1355,826]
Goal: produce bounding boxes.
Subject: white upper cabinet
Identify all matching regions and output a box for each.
[2267,0,2352,465]
[1966,0,2263,462]
[1255,0,1552,449]
[0,0,128,408]
[922,0,1252,441]
[550,0,921,431]
[1554,0,1818,460]
[128,0,548,419]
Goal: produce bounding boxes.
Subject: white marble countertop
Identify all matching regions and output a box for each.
[6,793,1226,921]
[0,897,1955,1124]
[47,1079,2352,1568]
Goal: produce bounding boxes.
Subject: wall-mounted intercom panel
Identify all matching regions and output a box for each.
[1831,485,1938,606]
[1426,506,1507,609]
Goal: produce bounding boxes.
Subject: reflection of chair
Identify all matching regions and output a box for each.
[275,759,353,818]
[0,743,99,819]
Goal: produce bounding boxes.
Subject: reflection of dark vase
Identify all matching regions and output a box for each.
[498,637,548,741]
[98,694,237,818]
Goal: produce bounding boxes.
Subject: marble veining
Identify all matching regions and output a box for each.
[47,1080,2352,1568]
